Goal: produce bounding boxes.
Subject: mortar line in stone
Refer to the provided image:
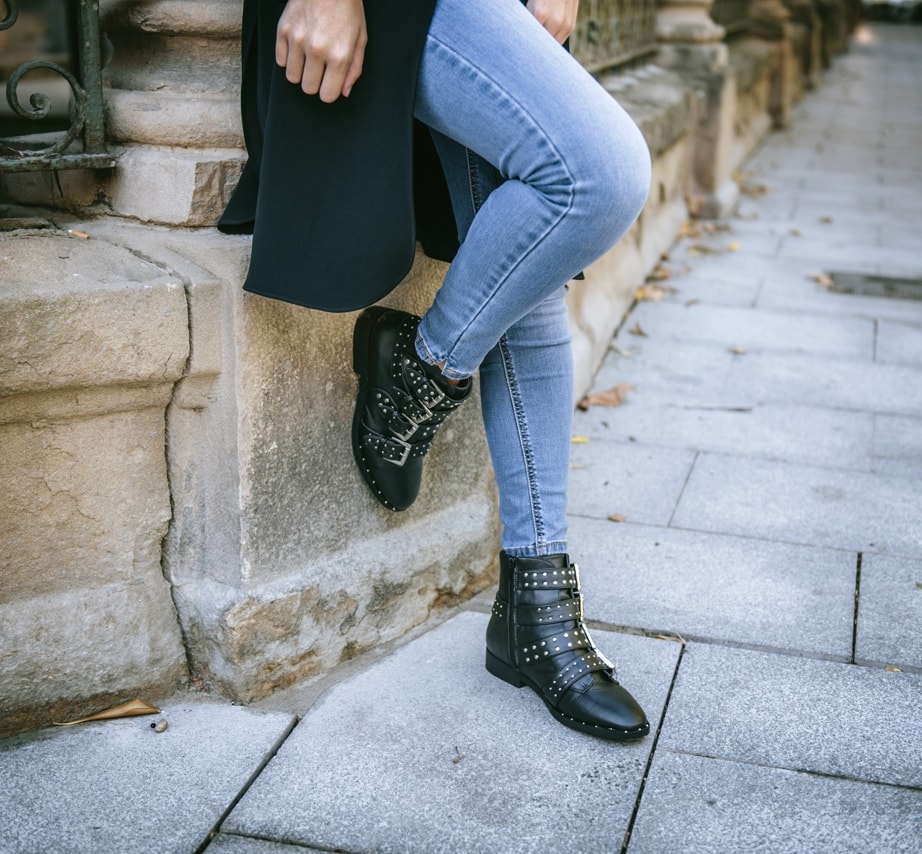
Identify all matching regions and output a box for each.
[665,450,698,530]
[664,747,922,795]
[872,317,880,362]
[194,715,300,854]
[620,640,687,854]
[851,552,863,666]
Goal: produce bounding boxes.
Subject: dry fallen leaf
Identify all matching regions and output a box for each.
[577,382,634,410]
[789,228,802,237]
[729,346,748,355]
[687,243,721,256]
[679,220,702,239]
[571,436,590,444]
[636,283,675,301]
[885,666,902,673]
[727,242,741,252]
[610,344,633,358]
[819,216,833,224]
[808,273,834,288]
[647,263,673,281]
[629,322,648,337]
[607,513,626,523]
[53,698,161,727]
[686,299,700,307]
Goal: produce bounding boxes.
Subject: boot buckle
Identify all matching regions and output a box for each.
[384,436,412,467]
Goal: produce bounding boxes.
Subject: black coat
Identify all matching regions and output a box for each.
[218,0,458,312]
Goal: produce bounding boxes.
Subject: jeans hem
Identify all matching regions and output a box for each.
[502,541,568,559]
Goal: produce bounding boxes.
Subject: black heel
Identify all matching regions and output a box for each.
[485,650,526,688]
[352,306,388,374]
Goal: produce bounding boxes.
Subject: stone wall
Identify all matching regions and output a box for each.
[0,0,853,735]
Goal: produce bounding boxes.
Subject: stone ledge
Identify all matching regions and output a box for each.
[0,230,188,399]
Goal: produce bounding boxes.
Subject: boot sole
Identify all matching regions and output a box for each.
[485,649,650,742]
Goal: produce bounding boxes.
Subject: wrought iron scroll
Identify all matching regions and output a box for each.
[711,0,753,35]
[571,0,659,73]
[0,0,114,171]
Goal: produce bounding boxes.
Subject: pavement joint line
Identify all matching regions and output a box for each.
[664,748,922,796]
[193,715,300,854]
[851,552,863,666]
[620,640,688,854]
[665,449,698,529]
[564,513,922,563]
[211,830,345,853]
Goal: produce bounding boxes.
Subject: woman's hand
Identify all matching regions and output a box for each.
[276,0,367,102]
[526,0,579,44]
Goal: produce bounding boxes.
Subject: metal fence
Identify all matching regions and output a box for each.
[0,0,113,172]
[571,0,659,73]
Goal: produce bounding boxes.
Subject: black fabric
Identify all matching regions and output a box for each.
[218,0,446,312]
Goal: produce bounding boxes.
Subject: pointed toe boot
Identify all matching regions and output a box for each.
[486,551,649,741]
[352,307,470,511]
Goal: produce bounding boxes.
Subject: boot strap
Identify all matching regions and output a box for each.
[545,650,611,701]
[520,567,580,589]
[514,599,582,626]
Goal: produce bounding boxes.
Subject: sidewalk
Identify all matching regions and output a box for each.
[2,22,921,854]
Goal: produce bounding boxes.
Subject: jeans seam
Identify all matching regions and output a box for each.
[499,334,545,550]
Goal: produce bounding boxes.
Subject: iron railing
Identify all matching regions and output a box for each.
[0,0,114,171]
[571,0,659,73]
[711,0,753,35]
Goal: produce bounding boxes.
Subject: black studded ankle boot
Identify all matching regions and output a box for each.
[485,551,649,741]
[352,307,471,511]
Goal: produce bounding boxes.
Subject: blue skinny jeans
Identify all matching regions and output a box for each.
[413,0,651,556]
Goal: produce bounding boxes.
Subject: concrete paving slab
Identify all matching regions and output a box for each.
[628,751,922,854]
[567,516,855,658]
[223,612,680,854]
[876,319,922,367]
[574,401,875,473]
[856,553,922,671]
[0,700,296,854]
[757,270,922,323]
[567,440,696,525]
[872,413,922,478]
[646,268,761,308]
[672,452,922,559]
[596,337,922,417]
[659,643,922,788]
[624,301,874,359]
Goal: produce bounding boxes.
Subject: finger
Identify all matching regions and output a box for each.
[342,29,367,97]
[316,49,352,103]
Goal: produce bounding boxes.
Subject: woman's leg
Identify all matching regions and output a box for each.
[410,0,651,741]
[413,0,650,380]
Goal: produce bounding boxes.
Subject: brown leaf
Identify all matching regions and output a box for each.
[53,698,161,727]
[577,382,634,410]
[686,299,700,307]
[636,283,675,301]
[729,346,748,356]
[819,216,833,224]
[726,242,741,252]
[789,228,802,237]
[628,322,648,337]
[808,273,834,288]
[687,243,721,256]
[647,263,673,281]
[607,513,626,523]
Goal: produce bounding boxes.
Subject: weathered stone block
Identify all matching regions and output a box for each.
[0,229,191,736]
